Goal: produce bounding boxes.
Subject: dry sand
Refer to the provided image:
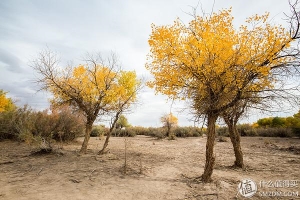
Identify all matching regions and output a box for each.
[0,136,299,199]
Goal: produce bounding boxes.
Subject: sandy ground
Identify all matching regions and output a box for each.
[0,135,299,200]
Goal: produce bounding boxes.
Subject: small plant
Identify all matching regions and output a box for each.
[217,136,228,142]
[168,133,176,140]
[264,139,272,146]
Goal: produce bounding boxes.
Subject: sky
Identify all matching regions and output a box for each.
[0,0,297,127]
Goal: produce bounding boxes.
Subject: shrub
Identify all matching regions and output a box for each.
[0,109,17,140]
[36,107,85,142]
[216,127,229,136]
[0,105,85,144]
[217,136,228,142]
[108,126,204,139]
[173,127,189,137]
[190,127,204,137]
[131,126,151,135]
[90,128,101,137]
[32,110,57,145]
[173,126,204,137]
[112,128,136,137]
[255,127,293,137]
[126,127,137,137]
[91,125,107,137]
[0,105,36,141]
[292,127,300,137]
[237,124,257,136]
[146,127,165,138]
[55,108,85,141]
[168,133,176,140]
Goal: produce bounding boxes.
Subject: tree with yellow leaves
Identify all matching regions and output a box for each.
[146,1,300,182]
[161,113,178,137]
[0,90,15,112]
[33,51,141,154]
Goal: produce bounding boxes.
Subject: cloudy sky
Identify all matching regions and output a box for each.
[0,0,296,127]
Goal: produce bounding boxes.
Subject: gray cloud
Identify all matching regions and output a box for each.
[0,0,295,126]
[0,49,24,72]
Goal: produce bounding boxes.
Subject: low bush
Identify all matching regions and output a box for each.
[0,105,85,144]
[216,127,229,136]
[217,136,228,142]
[146,127,165,138]
[91,125,107,137]
[0,105,35,141]
[34,108,85,143]
[112,128,136,137]
[173,127,189,137]
[237,124,257,136]
[292,127,300,137]
[216,124,292,137]
[109,126,204,138]
[173,126,204,137]
[168,133,176,140]
[130,126,151,136]
[255,127,293,137]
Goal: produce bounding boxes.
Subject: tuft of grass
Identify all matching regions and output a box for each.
[217,136,228,142]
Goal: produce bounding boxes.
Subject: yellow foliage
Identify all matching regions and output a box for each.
[146,8,293,112]
[48,64,140,113]
[0,90,15,112]
[161,113,178,126]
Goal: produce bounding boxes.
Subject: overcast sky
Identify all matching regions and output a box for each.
[0,0,297,127]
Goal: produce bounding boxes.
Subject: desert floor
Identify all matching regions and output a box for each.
[0,136,299,200]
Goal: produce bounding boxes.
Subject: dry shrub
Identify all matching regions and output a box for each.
[173,126,203,137]
[217,136,228,142]
[216,126,229,136]
[131,126,150,135]
[0,105,85,146]
[112,128,136,137]
[148,127,165,139]
[168,134,176,140]
[255,127,293,137]
[237,124,257,136]
[0,105,35,141]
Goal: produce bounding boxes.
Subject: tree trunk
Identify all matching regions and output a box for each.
[79,121,93,154]
[98,130,112,155]
[202,113,218,183]
[166,125,171,137]
[98,111,122,155]
[228,122,244,168]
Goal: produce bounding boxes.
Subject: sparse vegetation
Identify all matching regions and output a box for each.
[1,1,300,195]
[0,104,85,149]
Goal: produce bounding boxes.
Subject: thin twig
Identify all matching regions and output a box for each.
[0,161,14,165]
[22,166,33,176]
[36,168,43,176]
[89,169,96,181]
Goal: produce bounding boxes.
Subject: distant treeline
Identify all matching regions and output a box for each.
[1,104,300,145]
[91,125,204,138]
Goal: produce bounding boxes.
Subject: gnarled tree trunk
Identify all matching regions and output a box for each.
[98,128,112,155]
[223,113,244,168]
[98,111,122,155]
[202,113,218,183]
[227,121,244,168]
[80,121,93,154]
